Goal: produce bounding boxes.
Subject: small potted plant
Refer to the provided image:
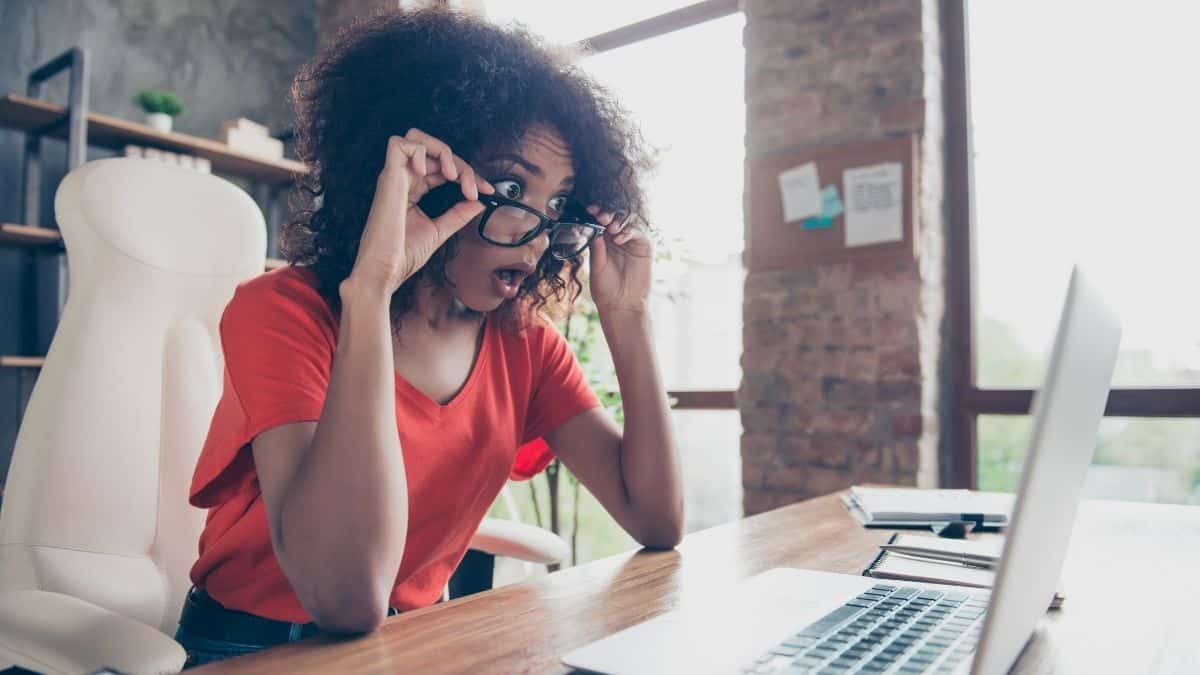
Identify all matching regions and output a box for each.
[133,89,186,133]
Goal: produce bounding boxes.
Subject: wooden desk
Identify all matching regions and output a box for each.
[195,493,1200,674]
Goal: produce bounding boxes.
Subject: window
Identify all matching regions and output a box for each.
[484,0,716,44]
[970,1,1200,389]
[946,1,1200,497]
[483,2,746,565]
[979,416,1200,504]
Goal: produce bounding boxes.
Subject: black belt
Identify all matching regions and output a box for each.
[180,587,399,645]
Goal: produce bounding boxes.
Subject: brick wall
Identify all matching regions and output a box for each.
[741,0,946,515]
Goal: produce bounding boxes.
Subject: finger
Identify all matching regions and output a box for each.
[451,156,496,198]
[384,136,420,180]
[405,128,459,182]
[422,171,449,192]
[596,211,616,227]
[388,136,432,177]
[615,224,653,256]
[606,213,630,236]
[609,215,636,241]
[386,137,435,201]
[403,128,492,198]
[398,141,428,178]
[457,162,480,201]
[377,136,414,213]
[589,228,607,270]
[431,199,486,243]
[478,175,496,194]
[612,212,630,234]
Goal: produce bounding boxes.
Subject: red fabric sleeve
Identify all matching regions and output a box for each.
[512,323,601,480]
[190,270,336,506]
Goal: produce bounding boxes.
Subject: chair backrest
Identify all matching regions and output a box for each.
[0,158,266,633]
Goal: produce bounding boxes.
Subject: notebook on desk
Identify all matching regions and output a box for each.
[842,487,1014,530]
[864,534,1064,609]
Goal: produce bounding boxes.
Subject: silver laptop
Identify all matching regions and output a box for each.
[562,266,1122,675]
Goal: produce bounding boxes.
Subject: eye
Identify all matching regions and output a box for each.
[548,195,568,215]
[493,179,522,200]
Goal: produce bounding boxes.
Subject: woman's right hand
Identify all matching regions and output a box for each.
[344,129,495,298]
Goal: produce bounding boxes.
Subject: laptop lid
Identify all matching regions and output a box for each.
[971,266,1122,675]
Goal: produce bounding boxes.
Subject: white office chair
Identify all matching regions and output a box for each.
[0,158,565,675]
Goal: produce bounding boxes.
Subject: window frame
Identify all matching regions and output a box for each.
[940,0,1200,488]
[572,0,742,411]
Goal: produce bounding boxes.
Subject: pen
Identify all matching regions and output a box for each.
[881,545,998,569]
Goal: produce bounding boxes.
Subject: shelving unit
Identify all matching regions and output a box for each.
[0,223,63,247]
[1,48,302,373]
[0,94,308,183]
[1,222,289,271]
[0,357,45,369]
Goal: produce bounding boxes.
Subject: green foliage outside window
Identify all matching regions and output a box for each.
[977,317,1200,503]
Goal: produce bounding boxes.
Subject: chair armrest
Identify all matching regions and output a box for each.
[468,518,569,565]
[0,590,185,675]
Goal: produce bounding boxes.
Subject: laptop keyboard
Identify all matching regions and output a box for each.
[740,585,987,674]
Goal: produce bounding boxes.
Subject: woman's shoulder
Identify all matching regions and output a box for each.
[223,265,336,333]
[490,313,570,363]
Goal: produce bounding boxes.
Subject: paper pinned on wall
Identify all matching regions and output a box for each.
[843,162,903,247]
[778,161,822,223]
[801,185,845,230]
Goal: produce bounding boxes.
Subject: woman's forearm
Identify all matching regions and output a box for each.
[601,310,685,548]
[277,281,408,631]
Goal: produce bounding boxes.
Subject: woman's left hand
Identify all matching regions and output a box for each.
[587,207,654,315]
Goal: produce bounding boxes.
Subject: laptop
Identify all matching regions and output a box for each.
[561,266,1122,675]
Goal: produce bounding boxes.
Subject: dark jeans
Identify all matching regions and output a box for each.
[174,626,280,669]
[174,587,399,669]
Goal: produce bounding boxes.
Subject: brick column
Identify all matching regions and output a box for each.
[741,0,946,514]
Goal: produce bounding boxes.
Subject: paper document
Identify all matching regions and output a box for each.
[778,162,822,223]
[843,162,903,247]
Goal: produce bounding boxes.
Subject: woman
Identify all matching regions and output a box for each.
[174,7,683,668]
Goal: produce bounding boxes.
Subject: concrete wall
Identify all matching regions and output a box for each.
[0,0,316,494]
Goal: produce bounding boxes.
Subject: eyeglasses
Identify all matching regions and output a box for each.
[476,193,605,261]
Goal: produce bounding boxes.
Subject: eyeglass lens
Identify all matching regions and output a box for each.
[482,201,598,259]
[484,205,542,244]
[549,224,595,259]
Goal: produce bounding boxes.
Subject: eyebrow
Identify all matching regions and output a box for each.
[485,153,574,187]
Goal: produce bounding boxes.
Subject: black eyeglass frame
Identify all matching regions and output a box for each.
[475,193,606,260]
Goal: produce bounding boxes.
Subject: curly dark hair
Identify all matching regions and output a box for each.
[281,7,652,330]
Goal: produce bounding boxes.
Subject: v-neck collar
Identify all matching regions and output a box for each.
[393,315,492,417]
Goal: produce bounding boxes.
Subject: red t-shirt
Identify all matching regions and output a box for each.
[188,266,599,622]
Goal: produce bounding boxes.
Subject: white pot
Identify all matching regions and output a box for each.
[145,112,173,133]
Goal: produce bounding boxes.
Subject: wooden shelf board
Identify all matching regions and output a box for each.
[0,93,308,184]
[0,223,62,247]
[1,226,284,275]
[0,356,45,369]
